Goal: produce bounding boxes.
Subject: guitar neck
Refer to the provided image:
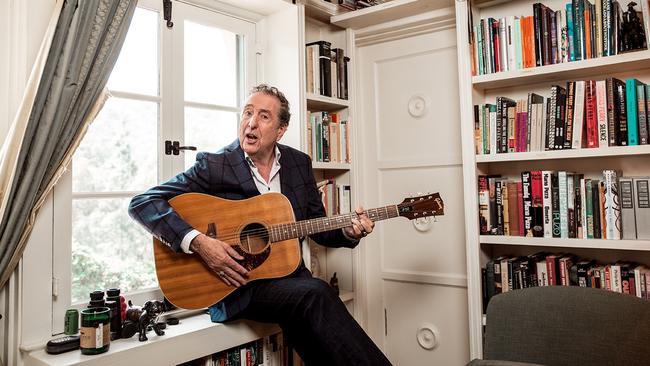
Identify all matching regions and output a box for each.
[270,205,399,242]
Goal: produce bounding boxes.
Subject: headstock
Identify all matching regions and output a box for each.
[397,192,444,220]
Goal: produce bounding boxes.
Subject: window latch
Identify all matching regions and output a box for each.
[163,0,173,28]
[165,140,197,155]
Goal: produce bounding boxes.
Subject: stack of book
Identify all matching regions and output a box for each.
[470,1,649,76]
[478,169,650,240]
[317,179,352,216]
[305,41,350,100]
[473,78,650,154]
[306,111,351,163]
[483,253,650,308]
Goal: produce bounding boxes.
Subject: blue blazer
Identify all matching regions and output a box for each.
[128,140,356,318]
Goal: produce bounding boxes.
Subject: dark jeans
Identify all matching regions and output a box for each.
[231,269,392,366]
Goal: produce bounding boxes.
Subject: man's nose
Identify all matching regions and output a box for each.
[247,114,259,128]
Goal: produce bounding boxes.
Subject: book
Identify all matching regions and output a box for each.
[531,170,544,237]
[305,40,332,97]
[635,177,650,239]
[626,79,645,145]
[603,169,621,240]
[542,170,554,237]
[639,84,648,145]
[620,176,637,239]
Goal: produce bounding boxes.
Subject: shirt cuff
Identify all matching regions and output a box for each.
[341,228,360,243]
[181,229,201,253]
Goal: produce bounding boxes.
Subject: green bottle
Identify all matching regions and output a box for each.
[80,307,110,355]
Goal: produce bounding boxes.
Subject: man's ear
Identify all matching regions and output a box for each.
[276,124,288,141]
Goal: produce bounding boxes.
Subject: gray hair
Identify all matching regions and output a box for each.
[249,84,291,127]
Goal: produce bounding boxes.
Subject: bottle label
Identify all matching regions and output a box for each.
[80,323,110,349]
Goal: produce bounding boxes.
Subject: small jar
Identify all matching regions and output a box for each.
[80,307,110,355]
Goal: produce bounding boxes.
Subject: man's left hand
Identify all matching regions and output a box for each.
[344,206,375,240]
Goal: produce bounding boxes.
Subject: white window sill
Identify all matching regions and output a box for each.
[25,314,279,366]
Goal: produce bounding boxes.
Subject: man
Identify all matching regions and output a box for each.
[128,84,391,365]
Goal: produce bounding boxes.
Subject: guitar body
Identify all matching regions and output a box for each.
[154,193,301,309]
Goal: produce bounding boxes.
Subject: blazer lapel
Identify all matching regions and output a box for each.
[225,142,259,198]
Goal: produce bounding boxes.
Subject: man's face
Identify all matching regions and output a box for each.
[239,92,287,159]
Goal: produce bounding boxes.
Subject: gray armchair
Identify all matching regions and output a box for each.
[467,286,650,366]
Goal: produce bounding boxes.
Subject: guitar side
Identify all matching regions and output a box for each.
[154,193,302,310]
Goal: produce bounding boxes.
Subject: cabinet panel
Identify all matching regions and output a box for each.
[379,166,466,276]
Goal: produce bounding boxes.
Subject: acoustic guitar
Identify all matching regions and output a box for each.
[154,192,444,309]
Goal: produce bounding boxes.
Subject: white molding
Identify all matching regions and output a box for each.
[480,236,650,251]
[382,270,468,288]
[476,145,650,163]
[25,317,279,366]
[473,49,650,90]
[453,0,484,359]
[355,7,456,47]
[377,157,462,170]
[331,0,455,29]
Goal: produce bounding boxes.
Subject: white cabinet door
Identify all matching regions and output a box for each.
[356,23,470,365]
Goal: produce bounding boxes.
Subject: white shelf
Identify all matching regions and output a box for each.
[472,49,650,90]
[306,93,350,110]
[303,0,342,23]
[339,290,354,303]
[475,145,650,163]
[312,161,351,170]
[330,0,454,29]
[480,236,650,251]
[25,317,279,366]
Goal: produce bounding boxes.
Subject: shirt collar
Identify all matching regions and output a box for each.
[244,144,281,168]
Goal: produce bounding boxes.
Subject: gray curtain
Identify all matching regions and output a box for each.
[0,0,137,289]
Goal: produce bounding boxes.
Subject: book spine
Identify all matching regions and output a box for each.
[620,176,637,239]
[522,171,533,236]
[596,80,609,147]
[551,172,561,238]
[585,80,599,148]
[542,170,554,238]
[616,79,628,145]
[572,80,586,148]
[566,4,575,61]
[531,170,544,237]
[603,169,621,240]
[559,171,569,238]
[635,177,650,239]
[638,84,648,145]
[606,78,619,146]
[626,79,641,145]
[567,173,576,238]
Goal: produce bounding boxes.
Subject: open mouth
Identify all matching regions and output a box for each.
[245,133,258,142]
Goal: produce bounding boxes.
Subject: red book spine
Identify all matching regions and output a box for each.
[530,170,544,237]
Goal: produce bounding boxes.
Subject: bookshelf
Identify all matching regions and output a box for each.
[330,0,454,29]
[299,2,359,313]
[455,0,650,358]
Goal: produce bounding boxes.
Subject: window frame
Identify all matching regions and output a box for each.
[51,0,256,334]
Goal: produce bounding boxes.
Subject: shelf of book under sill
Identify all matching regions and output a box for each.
[475,145,650,163]
[472,49,650,90]
[306,93,349,111]
[479,235,650,251]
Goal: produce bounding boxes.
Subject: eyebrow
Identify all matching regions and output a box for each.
[243,104,271,115]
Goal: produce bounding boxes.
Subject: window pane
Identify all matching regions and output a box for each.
[71,198,157,304]
[73,98,158,192]
[184,21,238,106]
[184,107,238,168]
[107,7,159,96]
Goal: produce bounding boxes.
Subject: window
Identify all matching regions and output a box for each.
[52,0,255,332]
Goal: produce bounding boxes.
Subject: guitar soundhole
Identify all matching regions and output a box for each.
[239,223,270,255]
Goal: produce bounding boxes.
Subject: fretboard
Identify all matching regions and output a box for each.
[270,205,399,242]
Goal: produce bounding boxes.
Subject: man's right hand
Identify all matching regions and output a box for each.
[190,234,249,287]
